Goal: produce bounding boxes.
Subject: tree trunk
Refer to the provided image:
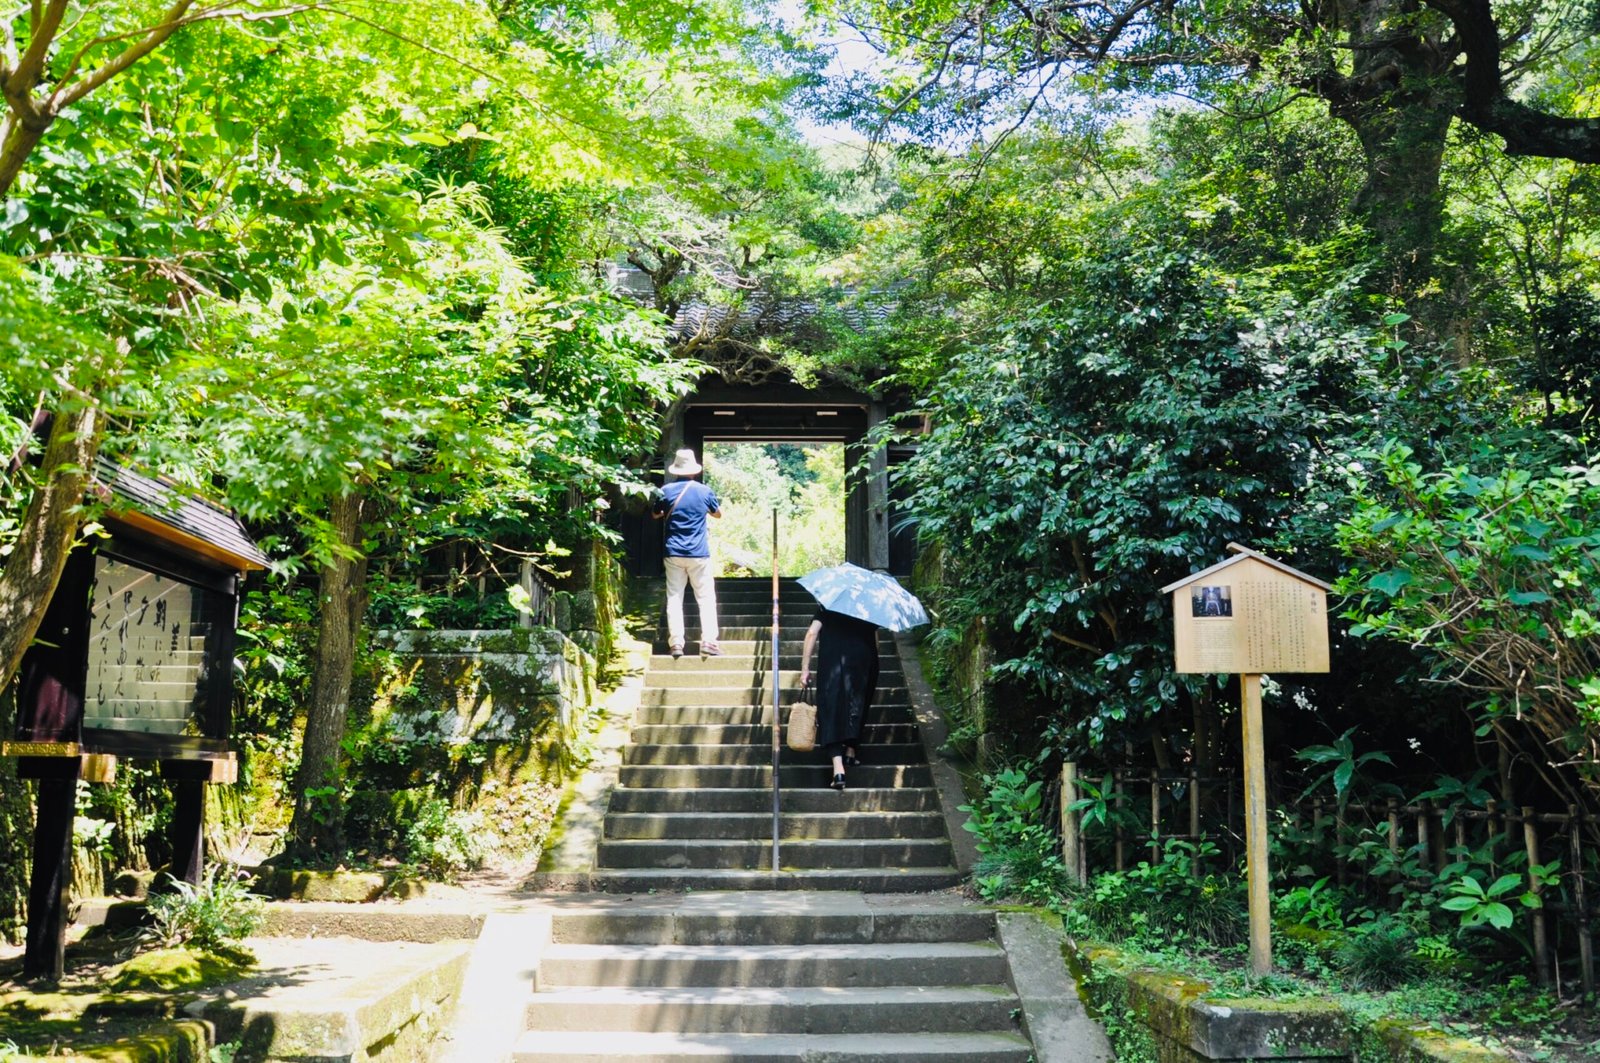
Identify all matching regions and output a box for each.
[0,115,51,199]
[0,405,103,690]
[1318,0,1458,303]
[286,491,367,861]
[1344,99,1454,297]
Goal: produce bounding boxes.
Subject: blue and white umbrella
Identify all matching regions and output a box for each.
[797,562,930,632]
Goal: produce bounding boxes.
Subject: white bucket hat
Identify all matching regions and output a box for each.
[666,448,702,477]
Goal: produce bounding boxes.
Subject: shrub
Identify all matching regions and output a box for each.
[1068,840,1245,948]
[1334,916,1422,989]
[404,797,487,878]
[145,866,266,953]
[961,764,1069,903]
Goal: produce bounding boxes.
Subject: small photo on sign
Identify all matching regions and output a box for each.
[1191,585,1233,618]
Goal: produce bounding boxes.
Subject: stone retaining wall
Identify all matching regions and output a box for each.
[368,627,595,751]
[1070,941,1517,1063]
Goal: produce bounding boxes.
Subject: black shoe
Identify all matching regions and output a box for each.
[843,749,860,768]
[829,773,847,791]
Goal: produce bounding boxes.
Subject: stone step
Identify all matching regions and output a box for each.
[665,595,890,610]
[511,1029,1033,1061]
[622,743,926,767]
[662,625,843,642]
[643,668,904,689]
[618,763,931,789]
[603,811,946,842]
[632,723,923,746]
[523,985,1018,1034]
[648,641,787,655]
[639,688,908,707]
[526,867,964,892]
[633,704,914,726]
[543,899,995,946]
[596,837,954,870]
[646,655,886,672]
[606,787,942,814]
[534,941,1010,990]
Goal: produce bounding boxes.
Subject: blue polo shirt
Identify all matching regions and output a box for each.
[655,480,720,558]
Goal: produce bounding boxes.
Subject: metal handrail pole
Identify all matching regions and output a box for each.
[770,507,781,874]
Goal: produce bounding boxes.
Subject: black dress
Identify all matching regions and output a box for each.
[811,607,880,752]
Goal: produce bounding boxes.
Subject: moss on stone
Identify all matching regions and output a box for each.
[73,1019,211,1062]
[254,867,390,902]
[105,947,252,993]
[1361,1019,1516,1063]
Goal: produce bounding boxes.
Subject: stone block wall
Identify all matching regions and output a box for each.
[367,627,596,755]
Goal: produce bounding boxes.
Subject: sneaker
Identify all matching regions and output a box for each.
[669,644,684,659]
[701,641,722,657]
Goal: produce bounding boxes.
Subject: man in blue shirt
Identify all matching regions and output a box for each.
[652,448,722,658]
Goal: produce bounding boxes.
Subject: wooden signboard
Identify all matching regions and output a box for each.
[3,456,266,982]
[1168,551,1330,675]
[1163,543,1331,976]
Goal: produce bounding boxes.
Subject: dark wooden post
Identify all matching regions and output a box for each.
[168,778,206,887]
[1188,769,1201,840]
[23,759,80,981]
[1522,807,1551,987]
[1113,772,1127,872]
[1149,768,1161,864]
[1061,762,1083,884]
[1569,807,1594,997]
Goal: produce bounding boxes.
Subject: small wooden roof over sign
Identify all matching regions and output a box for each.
[1160,542,1331,595]
[1164,543,1331,675]
[94,457,269,573]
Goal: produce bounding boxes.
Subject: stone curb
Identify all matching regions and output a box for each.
[1072,940,1518,1063]
[894,631,980,876]
[527,632,650,877]
[257,903,485,942]
[1368,1021,1518,1063]
[433,911,554,1063]
[189,940,472,1062]
[994,911,1114,1063]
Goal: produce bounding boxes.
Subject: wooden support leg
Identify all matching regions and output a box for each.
[168,778,205,887]
[24,768,79,981]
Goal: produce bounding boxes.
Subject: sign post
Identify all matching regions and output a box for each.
[1162,543,1331,977]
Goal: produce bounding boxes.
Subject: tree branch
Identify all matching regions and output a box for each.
[1425,0,1600,162]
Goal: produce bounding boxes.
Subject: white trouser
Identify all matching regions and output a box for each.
[664,556,719,648]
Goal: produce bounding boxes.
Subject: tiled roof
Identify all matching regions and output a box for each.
[94,457,269,571]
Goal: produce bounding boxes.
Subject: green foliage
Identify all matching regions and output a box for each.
[1276,877,1346,932]
[1439,874,1528,931]
[145,867,267,953]
[403,798,488,879]
[960,764,1069,903]
[706,443,846,575]
[894,195,1380,754]
[1294,729,1396,807]
[1064,840,1245,948]
[1338,447,1600,811]
[1334,916,1423,989]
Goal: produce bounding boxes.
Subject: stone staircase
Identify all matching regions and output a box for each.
[508,577,1036,1061]
[590,577,962,891]
[511,894,1033,1062]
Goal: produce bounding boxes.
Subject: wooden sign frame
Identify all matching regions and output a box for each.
[1164,544,1332,976]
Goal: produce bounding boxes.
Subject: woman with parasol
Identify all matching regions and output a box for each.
[795,563,928,791]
